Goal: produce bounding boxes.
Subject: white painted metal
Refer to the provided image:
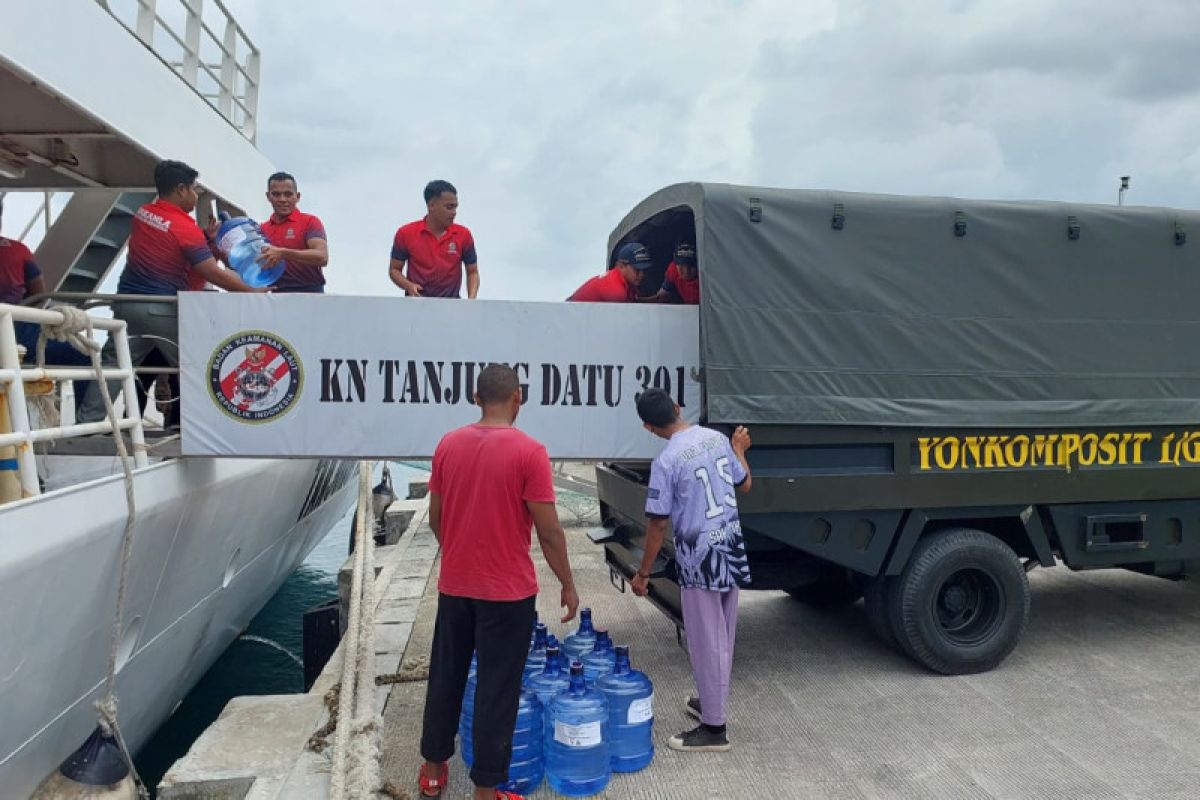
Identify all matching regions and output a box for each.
[0,455,357,798]
[13,192,55,243]
[0,303,149,495]
[94,0,260,141]
[1,1,272,207]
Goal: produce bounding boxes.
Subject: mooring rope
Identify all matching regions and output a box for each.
[330,461,383,799]
[40,306,149,797]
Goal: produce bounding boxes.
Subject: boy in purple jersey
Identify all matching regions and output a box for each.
[630,388,753,752]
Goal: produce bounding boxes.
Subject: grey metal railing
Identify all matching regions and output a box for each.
[94,0,260,141]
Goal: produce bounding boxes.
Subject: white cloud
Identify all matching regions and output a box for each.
[220,0,1200,300]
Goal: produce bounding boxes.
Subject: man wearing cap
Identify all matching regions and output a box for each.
[566,242,652,302]
[648,242,700,305]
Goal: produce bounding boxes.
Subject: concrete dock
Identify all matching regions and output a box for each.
[164,465,1200,799]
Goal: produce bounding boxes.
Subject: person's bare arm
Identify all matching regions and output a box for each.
[262,237,328,269]
[389,257,422,296]
[428,492,442,545]
[630,517,669,597]
[192,257,263,293]
[527,500,579,622]
[465,262,480,299]
[731,425,753,494]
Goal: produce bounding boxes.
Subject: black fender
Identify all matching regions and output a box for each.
[883,505,1055,576]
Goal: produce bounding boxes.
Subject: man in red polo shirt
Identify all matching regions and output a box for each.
[258,171,329,293]
[78,159,261,423]
[389,180,479,299]
[648,242,700,305]
[0,196,46,354]
[566,242,653,302]
[417,364,578,800]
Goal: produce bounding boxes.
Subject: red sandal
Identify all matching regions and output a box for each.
[418,761,449,798]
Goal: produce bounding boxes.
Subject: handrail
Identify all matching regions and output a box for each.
[0,303,149,499]
[94,0,260,142]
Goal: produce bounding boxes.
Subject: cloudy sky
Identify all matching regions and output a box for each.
[220,0,1200,301]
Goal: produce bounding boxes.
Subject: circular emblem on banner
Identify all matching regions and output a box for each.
[207,330,303,424]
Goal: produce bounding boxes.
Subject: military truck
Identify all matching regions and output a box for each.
[591,182,1200,675]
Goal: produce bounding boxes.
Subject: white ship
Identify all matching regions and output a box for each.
[0,2,356,795]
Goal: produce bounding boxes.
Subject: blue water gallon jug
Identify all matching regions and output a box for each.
[215,212,281,288]
[460,684,545,793]
[458,655,479,765]
[546,664,611,797]
[524,623,550,680]
[562,607,597,661]
[596,645,654,773]
[500,688,545,793]
[525,645,571,745]
[530,611,540,647]
[581,630,617,687]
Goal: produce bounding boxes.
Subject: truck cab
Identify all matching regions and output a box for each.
[593,182,1200,675]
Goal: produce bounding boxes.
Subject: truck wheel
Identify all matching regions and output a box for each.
[890,527,1030,675]
[862,576,899,650]
[785,569,864,608]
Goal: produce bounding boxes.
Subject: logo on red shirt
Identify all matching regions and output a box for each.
[207,330,304,423]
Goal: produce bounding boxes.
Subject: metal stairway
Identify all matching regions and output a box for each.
[34,190,156,294]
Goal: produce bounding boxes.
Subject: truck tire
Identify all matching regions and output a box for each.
[862,576,899,650]
[889,527,1030,675]
[785,569,864,608]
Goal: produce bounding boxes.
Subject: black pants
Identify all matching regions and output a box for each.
[420,593,536,788]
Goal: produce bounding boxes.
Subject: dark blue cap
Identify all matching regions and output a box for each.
[615,242,653,270]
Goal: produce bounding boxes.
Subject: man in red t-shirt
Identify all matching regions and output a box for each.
[566,241,653,302]
[0,196,47,355]
[418,364,578,800]
[258,171,329,293]
[78,159,261,423]
[389,180,479,299]
[648,242,700,305]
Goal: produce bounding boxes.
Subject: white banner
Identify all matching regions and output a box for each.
[179,294,700,459]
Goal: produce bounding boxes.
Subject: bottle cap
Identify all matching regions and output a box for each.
[570,663,583,676]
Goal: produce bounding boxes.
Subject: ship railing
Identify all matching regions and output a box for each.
[94,0,260,142]
[0,302,150,500]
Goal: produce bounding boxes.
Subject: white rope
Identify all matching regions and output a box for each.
[41,307,149,797]
[331,461,383,799]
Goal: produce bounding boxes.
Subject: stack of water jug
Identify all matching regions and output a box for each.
[458,608,654,796]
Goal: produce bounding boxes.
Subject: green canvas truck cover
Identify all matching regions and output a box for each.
[609,182,1200,428]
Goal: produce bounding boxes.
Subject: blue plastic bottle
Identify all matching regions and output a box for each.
[524,623,550,680]
[215,211,281,288]
[460,685,545,794]
[530,611,540,646]
[500,688,545,793]
[525,645,571,745]
[458,655,479,766]
[546,664,611,797]
[596,645,654,773]
[562,607,598,661]
[581,630,617,687]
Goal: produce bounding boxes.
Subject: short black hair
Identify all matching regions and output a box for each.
[636,388,678,428]
[424,180,457,203]
[268,171,297,189]
[154,159,199,197]
[477,363,519,405]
